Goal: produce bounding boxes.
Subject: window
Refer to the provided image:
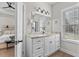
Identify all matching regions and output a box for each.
[63,7,79,40]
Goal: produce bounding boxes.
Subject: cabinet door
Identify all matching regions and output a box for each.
[49,40,55,54]
[45,36,56,56]
[48,36,55,55]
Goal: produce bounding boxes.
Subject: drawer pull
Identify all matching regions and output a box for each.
[37,47,41,49]
[37,40,41,42]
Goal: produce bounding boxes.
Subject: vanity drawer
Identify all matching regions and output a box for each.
[33,54,43,57]
[33,52,44,57]
[33,48,43,55]
[33,45,43,51]
[32,38,43,44]
[32,43,43,48]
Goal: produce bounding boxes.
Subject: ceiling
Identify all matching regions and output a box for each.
[47,2,57,6]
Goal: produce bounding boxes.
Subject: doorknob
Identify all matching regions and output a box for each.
[14,40,23,45]
[17,40,23,44]
[17,40,23,43]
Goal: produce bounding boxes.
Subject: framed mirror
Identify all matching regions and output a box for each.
[31,12,51,34]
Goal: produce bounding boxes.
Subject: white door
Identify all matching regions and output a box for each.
[15,2,24,57]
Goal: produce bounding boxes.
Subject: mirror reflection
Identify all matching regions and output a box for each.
[31,13,50,34]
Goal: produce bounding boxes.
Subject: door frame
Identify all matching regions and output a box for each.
[15,2,24,57]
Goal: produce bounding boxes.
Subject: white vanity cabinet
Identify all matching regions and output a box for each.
[25,34,60,57]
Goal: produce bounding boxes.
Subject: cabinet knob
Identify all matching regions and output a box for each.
[37,47,41,49]
[50,41,52,43]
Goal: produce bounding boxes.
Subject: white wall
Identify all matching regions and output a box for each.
[0,15,15,29]
[51,2,78,32]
